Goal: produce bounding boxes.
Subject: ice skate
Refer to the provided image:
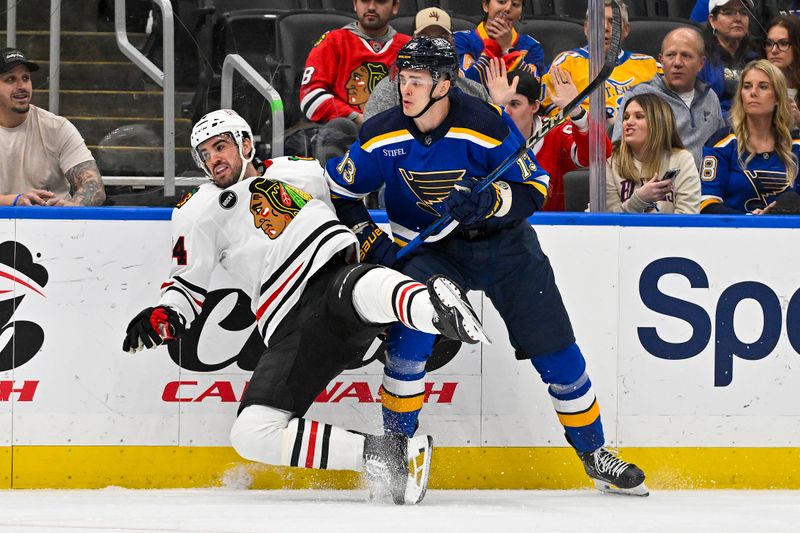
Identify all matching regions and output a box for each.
[427,275,491,345]
[579,446,649,496]
[363,433,433,505]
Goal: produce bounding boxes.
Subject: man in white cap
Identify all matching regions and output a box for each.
[363,7,490,121]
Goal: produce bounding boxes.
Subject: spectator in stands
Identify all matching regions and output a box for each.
[485,62,611,211]
[607,93,701,213]
[454,0,544,89]
[364,7,489,121]
[0,48,105,206]
[612,27,726,169]
[698,0,761,119]
[540,0,661,126]
[690,0,800,24]
[700,59,800,213]
[764,15,800,129]
[300,0,410,127]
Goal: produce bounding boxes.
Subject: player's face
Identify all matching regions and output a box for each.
[249,192,291,239]
[741,69,776,117]
[346,65,371,108]
[709,1,750,41]
[660,31,705,94]
[0,65,33,115]
[505,94,539,136]
[482,0,523,24]
[197,135,249,189]
[398,69,437,116]
[765,25,793,70]
[621,100,648,155]
[354,0,398,31]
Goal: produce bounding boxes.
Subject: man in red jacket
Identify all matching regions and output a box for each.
[300,0,411,127]
[486,61,612,211]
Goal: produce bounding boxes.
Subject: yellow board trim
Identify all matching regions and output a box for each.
[5,446,800,490]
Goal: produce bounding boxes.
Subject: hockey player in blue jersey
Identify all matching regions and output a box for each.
[326,36,648,496]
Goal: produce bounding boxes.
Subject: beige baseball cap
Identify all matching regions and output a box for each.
[414,7,452,35]
[708,0,753,12]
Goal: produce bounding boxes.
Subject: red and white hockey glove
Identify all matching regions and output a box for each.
[122,306,186,353]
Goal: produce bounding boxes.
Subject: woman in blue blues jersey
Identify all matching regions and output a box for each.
[701,59,800,213]
[454,0,545,89]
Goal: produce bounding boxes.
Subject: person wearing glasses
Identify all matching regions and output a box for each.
[698,0,760,119]
[764,15,800,131]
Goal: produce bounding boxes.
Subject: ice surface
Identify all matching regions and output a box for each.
[0,489,796,532]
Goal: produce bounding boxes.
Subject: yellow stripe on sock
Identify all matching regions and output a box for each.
[382,391,424,413]
[557,400,600,428]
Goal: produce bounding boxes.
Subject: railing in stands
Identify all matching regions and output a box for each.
[221,53,285,158]
[5,0,16,47]
[114,0,176,196]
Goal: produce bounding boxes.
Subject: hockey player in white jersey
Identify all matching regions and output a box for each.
[121,109,490,505]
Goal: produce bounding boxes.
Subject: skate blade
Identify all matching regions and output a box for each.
[593,479,649,497]
[433,279,492,345]
[404,435,434,505]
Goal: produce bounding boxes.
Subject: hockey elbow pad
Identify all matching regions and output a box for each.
[355,223,400,268]
[123,305,186,353]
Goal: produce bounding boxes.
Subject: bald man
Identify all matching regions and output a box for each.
[611,27,726,169]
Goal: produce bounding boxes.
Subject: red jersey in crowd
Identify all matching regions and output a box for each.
[300,22,410,123]
[532,115,612,211]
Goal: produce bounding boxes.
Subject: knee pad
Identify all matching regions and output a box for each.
[386,324,436,362]
[530,342,587,386]
[230,405,293,464]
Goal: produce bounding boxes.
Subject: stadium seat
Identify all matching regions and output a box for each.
[318,0,419,16]
[626,17,698,59]
[563,169,590,212]
[552,0,648,19]
[519,17,585,68]
[437,0,485,19]
[644,0,696,19]
[276,10,356,127]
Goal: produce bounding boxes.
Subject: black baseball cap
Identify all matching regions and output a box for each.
[508,70,542,102]
[0,48,39,74]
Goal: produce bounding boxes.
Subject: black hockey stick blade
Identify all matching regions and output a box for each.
[397,1,623,259]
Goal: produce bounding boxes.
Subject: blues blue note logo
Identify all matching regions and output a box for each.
[399,168,466,216]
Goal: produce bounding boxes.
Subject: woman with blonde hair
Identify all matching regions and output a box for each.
[701,59,800,214]
[606,93,700,213]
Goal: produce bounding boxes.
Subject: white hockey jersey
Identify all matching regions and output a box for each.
[158,156,358,345]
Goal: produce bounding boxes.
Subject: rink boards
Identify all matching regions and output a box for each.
[1,208,800,489]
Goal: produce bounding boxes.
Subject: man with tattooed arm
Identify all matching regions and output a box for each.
[0,48,105,207]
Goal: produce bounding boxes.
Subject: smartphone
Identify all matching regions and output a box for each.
[659,168,680,181]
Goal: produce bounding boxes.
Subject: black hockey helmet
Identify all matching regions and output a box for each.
[395,36,459,84]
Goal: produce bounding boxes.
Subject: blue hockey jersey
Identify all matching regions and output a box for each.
[700,129,800,213]
[325,89,550,244]
[454,22,544,87]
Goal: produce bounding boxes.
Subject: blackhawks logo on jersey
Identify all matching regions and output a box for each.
[345,62,389,110]
[248,178,312,239]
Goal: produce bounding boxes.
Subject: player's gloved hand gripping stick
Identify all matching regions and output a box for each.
[397,0,622,260]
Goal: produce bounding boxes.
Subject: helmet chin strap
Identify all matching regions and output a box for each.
[236,142,256,184]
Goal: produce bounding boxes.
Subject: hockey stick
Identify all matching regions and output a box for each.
[396,0,622,260]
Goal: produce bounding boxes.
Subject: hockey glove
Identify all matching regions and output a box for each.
[355,224,400,268]
[122,306,186,353]
[444,178,502,226]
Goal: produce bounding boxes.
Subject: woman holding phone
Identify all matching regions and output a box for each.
[606,93,701,214]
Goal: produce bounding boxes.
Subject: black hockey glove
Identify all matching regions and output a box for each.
[355,224,400,268]
[122,306,186,353]
[444,178,502,226]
